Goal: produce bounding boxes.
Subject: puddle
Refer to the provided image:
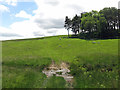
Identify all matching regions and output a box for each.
[42,61,74,83]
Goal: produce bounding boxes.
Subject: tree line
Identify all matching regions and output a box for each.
[64,7,120,39]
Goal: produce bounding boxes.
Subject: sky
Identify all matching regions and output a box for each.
[0,0,119,40]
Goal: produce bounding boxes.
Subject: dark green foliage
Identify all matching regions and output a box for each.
[69,53,118,88]
[99,7,119,30]
[64,16,71,38]
[71,14,81,35]
[64,7,119,39]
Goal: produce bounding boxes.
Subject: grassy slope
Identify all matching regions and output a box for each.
[2,35,119,88]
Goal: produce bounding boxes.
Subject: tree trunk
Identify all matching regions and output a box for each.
[113,21,116,30]
[68,29,69,38]
[78,29,79,34]
[75,31,77,35]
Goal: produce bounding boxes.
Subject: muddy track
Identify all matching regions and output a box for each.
[42,60,74,88]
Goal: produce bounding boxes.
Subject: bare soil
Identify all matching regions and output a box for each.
[42,60,74,87]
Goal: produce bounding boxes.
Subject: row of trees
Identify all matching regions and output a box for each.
[64,7,119,39]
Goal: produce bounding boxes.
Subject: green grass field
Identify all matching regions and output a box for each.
[2,35,119,88]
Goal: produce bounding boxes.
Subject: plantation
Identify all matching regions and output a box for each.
[2,35,119,88]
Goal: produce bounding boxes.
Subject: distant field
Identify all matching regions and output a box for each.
[2,35,119,88]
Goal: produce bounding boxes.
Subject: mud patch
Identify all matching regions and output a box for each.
[42,60,74,87]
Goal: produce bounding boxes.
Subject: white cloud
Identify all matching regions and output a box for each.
[0,5,9,12]
[44,0,59,6]
[15,10,32,19]
[34,0,119,17]
[34,18,64,29]
[9,19,69,37]
[0,33,22,37]
[33,0,119,30]
[118,1,120,9]
[0,26,22,40]
[0,19,69,40]
[10,20,39,37]
[33,31,45,36]
[0,0,119,40]
[5,0,17,6]
[0,0,17,6]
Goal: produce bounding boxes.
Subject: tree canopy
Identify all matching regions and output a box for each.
[64,7,119,39]
[64,16,71,38]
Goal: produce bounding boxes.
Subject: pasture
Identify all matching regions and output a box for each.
[2,35,119,88]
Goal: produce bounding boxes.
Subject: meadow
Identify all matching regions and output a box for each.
[2,35,119,88]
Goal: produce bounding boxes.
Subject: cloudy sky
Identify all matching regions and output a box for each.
[0,0,119,40]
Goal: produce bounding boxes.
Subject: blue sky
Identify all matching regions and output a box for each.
[0,0,119,40]
[1,1,37,28]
